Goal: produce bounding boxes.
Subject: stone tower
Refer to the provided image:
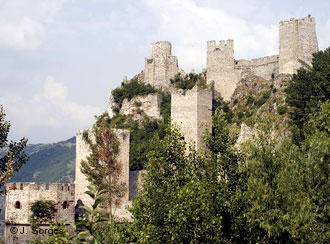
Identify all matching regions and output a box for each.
[171,86,213,149]
[75,128,130,209]
[279,16,318,74]
[144,41,179,90]
[206,40,239,101]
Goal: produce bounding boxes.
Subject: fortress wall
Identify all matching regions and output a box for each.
[5,183,75,225]
[75,128,130,210]
[120,94,163,120]
[235,55,279,80]
[207,40,239,100]
[144,41,179,90]
[171,86,212,149]
[279,16,318,74]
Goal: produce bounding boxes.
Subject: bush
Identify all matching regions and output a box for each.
[254,91,271,107]
[277,105,288,115]
[237,111,244,119]
[170,72,207,92]
[246,95,255,105]
[112,78,157,110]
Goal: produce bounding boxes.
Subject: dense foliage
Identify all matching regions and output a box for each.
[29,200,57,232]
[286,47,330,142]
[0,105,28,187]
[111,78,157,112]
[170,72,207,92]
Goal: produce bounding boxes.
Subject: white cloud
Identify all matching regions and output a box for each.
[0,76,101,142]
[141,0,278,71]
[0,0,69,49]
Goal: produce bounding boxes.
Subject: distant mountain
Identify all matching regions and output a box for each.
[10,137,76,183]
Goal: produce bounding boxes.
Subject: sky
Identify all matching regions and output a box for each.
[0,0,329,144]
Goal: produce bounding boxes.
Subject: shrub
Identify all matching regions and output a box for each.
[277,105,288,115]
[237,111,244,119]
[246,95,255,105]
[254,91,271,107]
[112,78,157,110]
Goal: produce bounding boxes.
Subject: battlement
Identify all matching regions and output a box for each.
[207,40,234,51]
[5,182,75,225]
[6,182,75,192]
[279,16,315,26]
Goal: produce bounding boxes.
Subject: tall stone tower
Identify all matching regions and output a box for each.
[279,16,318,74]
[171,86,213,149]
[206,40,239,101]
[144,41,179,90]
[75,128,130,209]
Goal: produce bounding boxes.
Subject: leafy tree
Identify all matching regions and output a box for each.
[241,107,330,243]
[80,114,127,235]
[286,47,330,142]
[29,200,57,232]
[0,105,28,187]
[170,72,207,92]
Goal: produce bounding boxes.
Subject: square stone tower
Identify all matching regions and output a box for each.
[279,16,318,74]
[75,128,130,209]
[144,41,179,90]
[171,86,213,149]
[206,40,239,101]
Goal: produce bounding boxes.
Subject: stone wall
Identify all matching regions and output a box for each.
[235,55,279,80]
[279,16,318,74]
[120,94,163,120]
[144,41,179,90]
[171,86,213,149]
[206,40,239,101]
[74,128,130,216]
[5,182,75,225]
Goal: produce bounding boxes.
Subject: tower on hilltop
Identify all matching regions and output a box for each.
[206,40,239,101]
[144,41,179,90]
[279,16,318,74]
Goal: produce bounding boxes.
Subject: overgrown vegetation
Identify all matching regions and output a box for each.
[170,72,207,92]
[29,200,57,231]
[111,78,157,112]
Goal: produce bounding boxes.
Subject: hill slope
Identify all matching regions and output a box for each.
[10,137,76,183]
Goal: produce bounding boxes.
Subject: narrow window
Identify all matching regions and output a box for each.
[62,201,68,209]
[20,183,23,190]
[15,201,21,209]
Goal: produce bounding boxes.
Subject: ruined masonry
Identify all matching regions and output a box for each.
[207,16,318,100]
[5,182,75,224]
[144,41,179,90]
[5,16,319,225]
[171,86,213,149]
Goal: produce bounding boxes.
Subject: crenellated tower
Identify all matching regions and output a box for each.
[144,41,179,90]
[279,16,318,74]
[206,40,239,100]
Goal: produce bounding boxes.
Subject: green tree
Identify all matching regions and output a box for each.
[0,105,28,187]
[286,47,330,142]
[241,107,330,243]
[29,200,57,232]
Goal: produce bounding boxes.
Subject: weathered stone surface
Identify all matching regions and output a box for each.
[144,41,179,91]
[171,86,213,149]
[236,123,253,147]
[120,94,162,120]
[5,182,75,225]
[74,128,130,216]
[279,16,318,74]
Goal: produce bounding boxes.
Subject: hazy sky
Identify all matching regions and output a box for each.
[0,0,329,144]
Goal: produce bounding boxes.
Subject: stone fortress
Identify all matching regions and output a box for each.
[5,16,318,229]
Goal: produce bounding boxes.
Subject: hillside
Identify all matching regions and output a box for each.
[10,137,76,183]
